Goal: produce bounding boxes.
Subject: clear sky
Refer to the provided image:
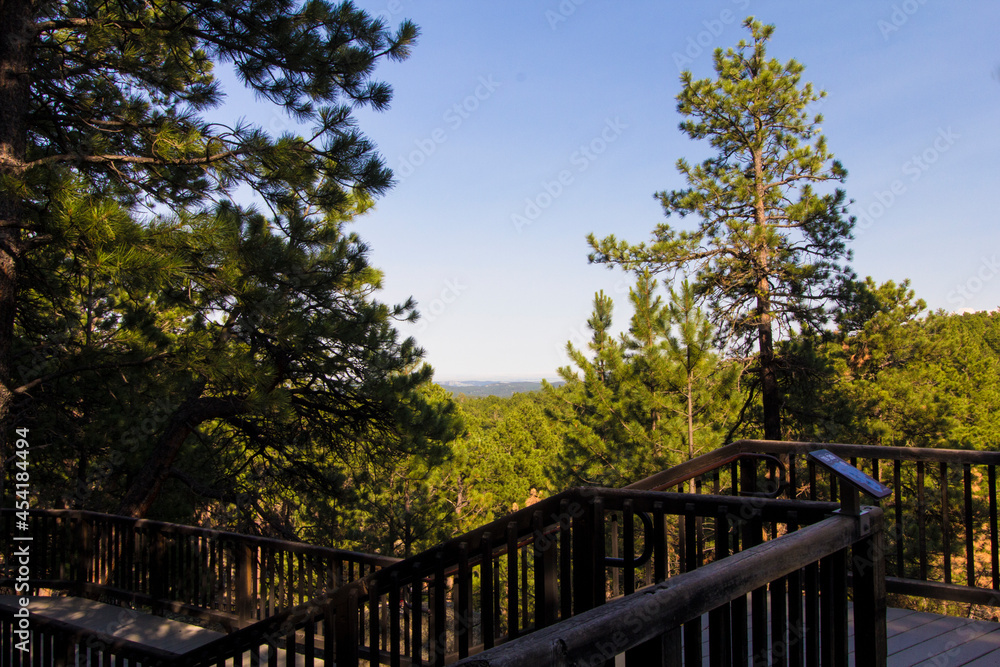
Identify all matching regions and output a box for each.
[243,1,1000,381]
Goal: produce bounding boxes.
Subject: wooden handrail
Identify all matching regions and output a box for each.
[627,439,1000,611]
[17,438,999,665]
[738,438,1000,465]
[0,508,399,567]
[454,509,885,666]
[628,439,1000,493]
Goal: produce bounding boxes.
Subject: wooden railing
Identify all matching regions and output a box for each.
[0,509,396,627]
[12,438,990,665]
[1,489,842,665]
[453,507,887,667]
[629,439,1000,609]
[338,487,839,665]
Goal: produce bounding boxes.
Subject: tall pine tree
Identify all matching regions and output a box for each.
[0,2,449,521]
[589,18,853,440]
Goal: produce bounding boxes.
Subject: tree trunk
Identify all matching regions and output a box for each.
[116,392,243,518]
[751,139,781,441]
[757,305,781,441]
[687,374,695,493]
[0,0,34,474]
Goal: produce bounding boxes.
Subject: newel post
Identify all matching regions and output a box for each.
[853,508,887,667]
[808,450,891,667]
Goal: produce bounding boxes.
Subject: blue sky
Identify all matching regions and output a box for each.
[244,1,1000,381]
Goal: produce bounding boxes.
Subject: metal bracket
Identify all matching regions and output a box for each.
[849,506,876,538]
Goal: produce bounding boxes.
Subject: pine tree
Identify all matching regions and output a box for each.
[1,1,418,474]
[0,2,452,521]
[545,291,639,486]
[782,278,1000,452]
[588,18,853,440]
[545,279,741,487]
[662,279,740,479]
[620,271,680,468]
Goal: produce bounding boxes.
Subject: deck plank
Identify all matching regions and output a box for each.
[961,644,1000,666]
[0,595,223,655]
[887,614,974,655]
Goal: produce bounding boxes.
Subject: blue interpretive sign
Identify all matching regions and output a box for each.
[809,449,892,499]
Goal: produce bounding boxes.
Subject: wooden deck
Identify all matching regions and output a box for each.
[0,595,223,654]
[6,594,1000,666]
[877,607,1000,666]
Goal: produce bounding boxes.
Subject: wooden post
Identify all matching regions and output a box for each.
[532,512,557,630]
[235,541,254,624]
[572,499,597,615]
[150,524,166,614]
[852,510,887,667]
[336,588,360,666]
[73,516,91,597]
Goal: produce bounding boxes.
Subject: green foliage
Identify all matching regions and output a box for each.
[587,18,853,439]
[446,394,561,523]
[662,279,743,463]
[3,1,461,530]
[16,190,460,526]
[783,278,1000,450]
[329,383,464,556]
[545,277,741,488]
[331,389,561,556]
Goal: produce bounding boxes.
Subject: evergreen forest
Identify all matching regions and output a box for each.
[1,5,997,562]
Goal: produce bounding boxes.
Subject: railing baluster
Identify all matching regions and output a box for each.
[731,590,749,667]
[965,463,975,587]
[941,461,951,584]
[506,521,519,639]
[683,506,700,667]
[786,514,803,667]
[482,533,495,649]
[623,501,635,596]
[771,574,788,667]
[990,466,999,590]
[411,565,423,666]
[788,453,797,500]
[610,513,620,598]
[390,570,401,667]
[592,498,606,609]
[559,501,573,621]
[532,512,557,631]
[832,549,849,667]
[370,575,382,666]
[918,460,927,580]
[336,587,360,666]
[458,542,470,657]
[894,459,903,578]
[818,553,834,666]
[709,507,732,667]
[433,552,446,666]
[304,617,315,667]
[653,502,666,584]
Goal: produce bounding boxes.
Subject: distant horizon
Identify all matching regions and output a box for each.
[436,377,562,385]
